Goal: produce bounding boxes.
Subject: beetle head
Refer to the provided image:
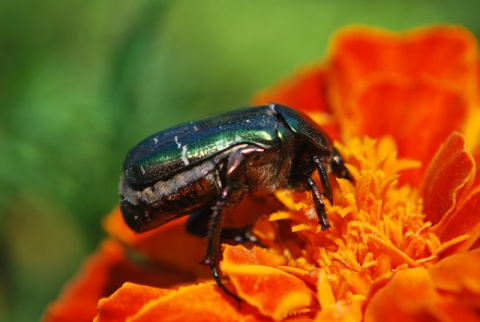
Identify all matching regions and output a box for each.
[329,148,353,182]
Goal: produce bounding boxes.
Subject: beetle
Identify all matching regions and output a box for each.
[119,103,352,302]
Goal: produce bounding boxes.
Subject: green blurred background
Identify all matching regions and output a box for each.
[1,1,480,321]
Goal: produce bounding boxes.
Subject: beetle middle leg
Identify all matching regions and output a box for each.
[201,184,242,305]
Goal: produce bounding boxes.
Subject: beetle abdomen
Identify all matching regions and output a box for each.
[120,158,223,232]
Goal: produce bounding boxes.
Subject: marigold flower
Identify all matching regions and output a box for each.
[43,25,480,322]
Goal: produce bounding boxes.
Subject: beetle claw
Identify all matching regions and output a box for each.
[212,267,242,309]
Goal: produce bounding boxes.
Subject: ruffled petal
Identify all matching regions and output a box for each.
[436,188,480,255]
[422,132,476,225]
[221,245,316,321]
[96,283,172,322]
[96,283,253,322]
[421,133,480,255]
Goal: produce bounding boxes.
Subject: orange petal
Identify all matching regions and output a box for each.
[96,283,172,322]
[422,131,476,226]
[436,295,480,322]
[328,26,478,124]
[353,77,467,185]
[316,269,335,309]
[314,296,364,322]
[471,144,480,189]
[367,235,418,268]
[221,245,316,321]
[436,187,480,255]
[364,267,446,322]
[429,249,480,295]
[429,249,480,321]
[331,26,477,83]
[98,283,257,322]
[366,254,480,322]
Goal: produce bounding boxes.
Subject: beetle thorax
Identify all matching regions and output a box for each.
[243,144,294,192]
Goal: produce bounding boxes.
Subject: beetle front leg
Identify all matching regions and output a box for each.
[313,155,333,205]
[305,176,330,230]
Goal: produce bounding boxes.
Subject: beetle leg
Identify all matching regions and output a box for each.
[306,176,330,230]
[313,155,333,205]
[202,184,241,305]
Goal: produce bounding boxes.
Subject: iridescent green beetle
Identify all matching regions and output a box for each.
[119,104,352,302]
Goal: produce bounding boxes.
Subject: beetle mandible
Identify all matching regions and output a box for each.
[119,104,352,301]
